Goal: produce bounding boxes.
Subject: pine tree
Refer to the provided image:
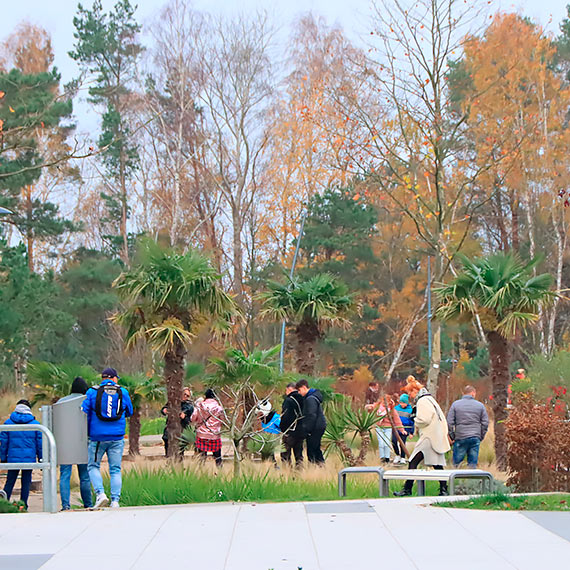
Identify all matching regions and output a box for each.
[70,0,143,262]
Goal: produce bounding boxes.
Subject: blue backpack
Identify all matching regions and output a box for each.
[94,384,124,422]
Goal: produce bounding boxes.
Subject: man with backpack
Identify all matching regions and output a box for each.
[82,368,133,508]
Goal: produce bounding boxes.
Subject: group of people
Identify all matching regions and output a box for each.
[366,377,489,496]
[1,368,133,510]
[1,365,489,509]
[164,379,328,469]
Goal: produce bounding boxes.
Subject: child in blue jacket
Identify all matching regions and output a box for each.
[0,399,42,509]
[392,394,415,464]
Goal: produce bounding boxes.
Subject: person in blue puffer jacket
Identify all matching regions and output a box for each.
[0,399,42,509]
[391,393,415,464]
[82,368,133,509]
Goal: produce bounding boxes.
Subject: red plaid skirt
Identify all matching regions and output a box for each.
[195,437,222,453]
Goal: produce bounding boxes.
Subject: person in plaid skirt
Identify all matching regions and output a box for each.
[191,389,224,466]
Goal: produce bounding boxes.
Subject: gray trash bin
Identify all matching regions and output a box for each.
[52,395,88,465]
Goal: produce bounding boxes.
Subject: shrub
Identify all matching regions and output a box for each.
[0,499,22,513]
[505,396,570,492]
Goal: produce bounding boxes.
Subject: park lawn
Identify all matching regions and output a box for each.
[118,462,445,507]
[437,493,570,511]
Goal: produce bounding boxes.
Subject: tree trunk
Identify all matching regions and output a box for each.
[338,440,357,467]
[487,330,510,470]
[295,322,319,377]
[356,431,370,465]
[427,249,442,394]
[231,202,244,304]
[164,339,187,460]
[128,406,141,456]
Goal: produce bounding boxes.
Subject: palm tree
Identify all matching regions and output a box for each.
[436,252,554,469]
[28,361,98,405]
[120,374,164,456]
[209,345,281,475]
[259,274,356,376]
[113,239,238,458]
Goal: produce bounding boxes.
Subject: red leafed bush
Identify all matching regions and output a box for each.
[505,396,570,492]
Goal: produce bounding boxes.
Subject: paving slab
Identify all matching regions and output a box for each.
[1,498,570,569]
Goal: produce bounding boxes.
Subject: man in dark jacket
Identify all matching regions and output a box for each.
[296,379,326,465]
[280,383,305,468]
[447,385,489,468]
[161,387,194,456]
[0,399,42,509]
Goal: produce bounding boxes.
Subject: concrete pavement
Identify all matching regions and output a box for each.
[0,496,569,569]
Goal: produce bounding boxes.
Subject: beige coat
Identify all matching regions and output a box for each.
[414,394,451,455]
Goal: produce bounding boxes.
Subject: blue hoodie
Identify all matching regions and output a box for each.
[261,411,281,435]
[82,380,133,441]
[0,405,42,463]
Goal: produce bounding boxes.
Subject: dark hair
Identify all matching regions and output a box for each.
[369,381,379,387]
[17,399,32,408]
[71,376,89,395]
[205,388,216,400]
[295,379,309,390]
[286,382,297,389]
[464,385,476,395]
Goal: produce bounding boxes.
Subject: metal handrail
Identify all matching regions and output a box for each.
[0,424,58,512]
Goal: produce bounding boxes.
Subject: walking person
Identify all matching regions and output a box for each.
[0,400,42,510]
[191,389,224,467]
[280,383,305,468]
[391,393,415,464]
[394,378,451,497]
[82,368,133,509]
[57,377,93,510]
[366,395,406,464]
[296,379,326,465]
[447,385,489,468]
[161,387,194,457]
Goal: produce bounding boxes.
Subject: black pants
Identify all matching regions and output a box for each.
[392,432,409,457]
[281,433,304,467]
[403,452,447,493]
[4,469,32,508]
[197,449,222,467]
[306,430,325,465]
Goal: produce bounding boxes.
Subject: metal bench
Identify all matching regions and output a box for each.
[380,469,494,496]
[338,466,385,497]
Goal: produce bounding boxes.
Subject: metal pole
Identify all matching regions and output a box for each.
[279,211,308,373]
[427,255,432,359]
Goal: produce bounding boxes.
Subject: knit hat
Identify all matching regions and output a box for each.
[399,393,409,404]
[70,376,89,395]
[257,400,271,416]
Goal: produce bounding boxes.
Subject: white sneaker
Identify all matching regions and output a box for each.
[393,456,401,464]
[400,456,408,464]
[110,501,120,508]
[94,493,109,509]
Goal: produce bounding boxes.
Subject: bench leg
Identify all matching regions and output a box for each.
[377,474,383,497]
[417,480,426,496]
[449,477,455,495]
[381,477,390,497]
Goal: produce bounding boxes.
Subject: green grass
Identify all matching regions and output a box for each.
[126,417,165,436]
[436,492,570,511]
[118,465,446,506]
[0,499,22,513]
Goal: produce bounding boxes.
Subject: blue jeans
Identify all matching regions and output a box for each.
[87,439,124,502]
[60,464,93,510]
[453,436,481,468]
[376,427,392,459]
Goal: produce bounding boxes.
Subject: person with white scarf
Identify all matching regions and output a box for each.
[394,385,451,496]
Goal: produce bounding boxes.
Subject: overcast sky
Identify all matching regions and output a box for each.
[1,0,568,134]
